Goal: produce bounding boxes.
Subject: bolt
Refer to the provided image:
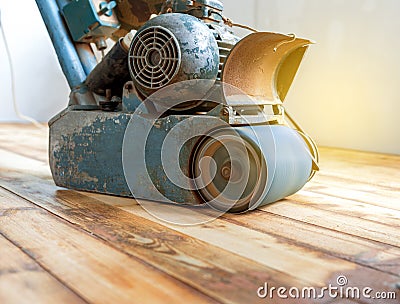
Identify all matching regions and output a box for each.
[221,107,229,116]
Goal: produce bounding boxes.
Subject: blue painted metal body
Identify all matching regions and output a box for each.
[129,13,220,100]
[56,0,98,75]
[122,85,142,111]
[62,0,120,43]
[50,109,132,196]
[49,112,212,203]
[49,104,312,208]
[38,0,317,211]
[35,0,87,88]
[75,42,98,75]
[49,88,223,203]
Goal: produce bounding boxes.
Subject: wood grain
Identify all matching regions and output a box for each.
[305,180,400,212]
[0,188,216,304]
[222,210,400,276]
[0,172,311,304]
[289,190,400,226]
[0,124,48,163]
[119,204,400,300]
[1,123,399,304]
[257,200,400,247]
[0,235,86,304]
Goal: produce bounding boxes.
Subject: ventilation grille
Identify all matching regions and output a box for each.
[217,41,235,80]
[129,26,181,90]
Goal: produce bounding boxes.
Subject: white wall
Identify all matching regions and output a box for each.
[225,0,400,155]
[0,0,399,155]
[0,0,69,122]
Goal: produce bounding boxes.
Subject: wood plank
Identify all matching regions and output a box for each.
[118,203,400,300]
[305,179,400,212]
[317,162,400,189]
[257,200,400,248]
[0,123,47,131]
[0,188,216,304]
[315,172,399,194]
[122,202,356,282]
[0,145,48,165]
[80,191,138,208]
[303,149,400,212]
[82,179,400,275]
[222,210,400,276]
[87,192,400,297]
[0,172,312,304]
[5,178,398,304]
[86,191,400,275]
[0,148,51,178]
[319,147,400,169]
[0,235,86,304]
[288,190,400,226]
[0,124,48,163]
[316,148,400,190]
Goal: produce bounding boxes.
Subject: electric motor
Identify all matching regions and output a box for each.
[128,13,220,109]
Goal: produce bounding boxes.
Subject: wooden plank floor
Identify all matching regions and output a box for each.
[0,123,399,304]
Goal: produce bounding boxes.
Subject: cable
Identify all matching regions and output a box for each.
[0,7,44,129]
[222,16,258,33]
[284,108,320,176]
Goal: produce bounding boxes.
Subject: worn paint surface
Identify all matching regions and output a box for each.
[49,107,223,204]
[122,84,143,112]
[50,110,132,196]
[129,13,220,99]
[139,115,224,203]
[62,0,120,43]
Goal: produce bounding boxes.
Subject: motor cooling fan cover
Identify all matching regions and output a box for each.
[128,13,220,102]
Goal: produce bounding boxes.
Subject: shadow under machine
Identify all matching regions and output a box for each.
[36,0,319,213]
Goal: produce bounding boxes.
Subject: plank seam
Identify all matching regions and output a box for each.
[0,230,91,304]
[254,208,400,250]
[0,185,226,304]
[305,187,400,213]
[219,216,400,277]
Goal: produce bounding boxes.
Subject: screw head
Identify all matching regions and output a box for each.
[221,107,229,116]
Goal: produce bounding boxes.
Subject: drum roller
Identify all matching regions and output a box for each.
[192,125,314,213]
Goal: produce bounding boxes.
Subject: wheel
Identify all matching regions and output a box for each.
[191,128,267,213]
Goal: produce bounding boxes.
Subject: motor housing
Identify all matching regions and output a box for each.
[128,13,220,108]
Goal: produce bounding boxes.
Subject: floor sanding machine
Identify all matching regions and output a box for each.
[36,0,319,213]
